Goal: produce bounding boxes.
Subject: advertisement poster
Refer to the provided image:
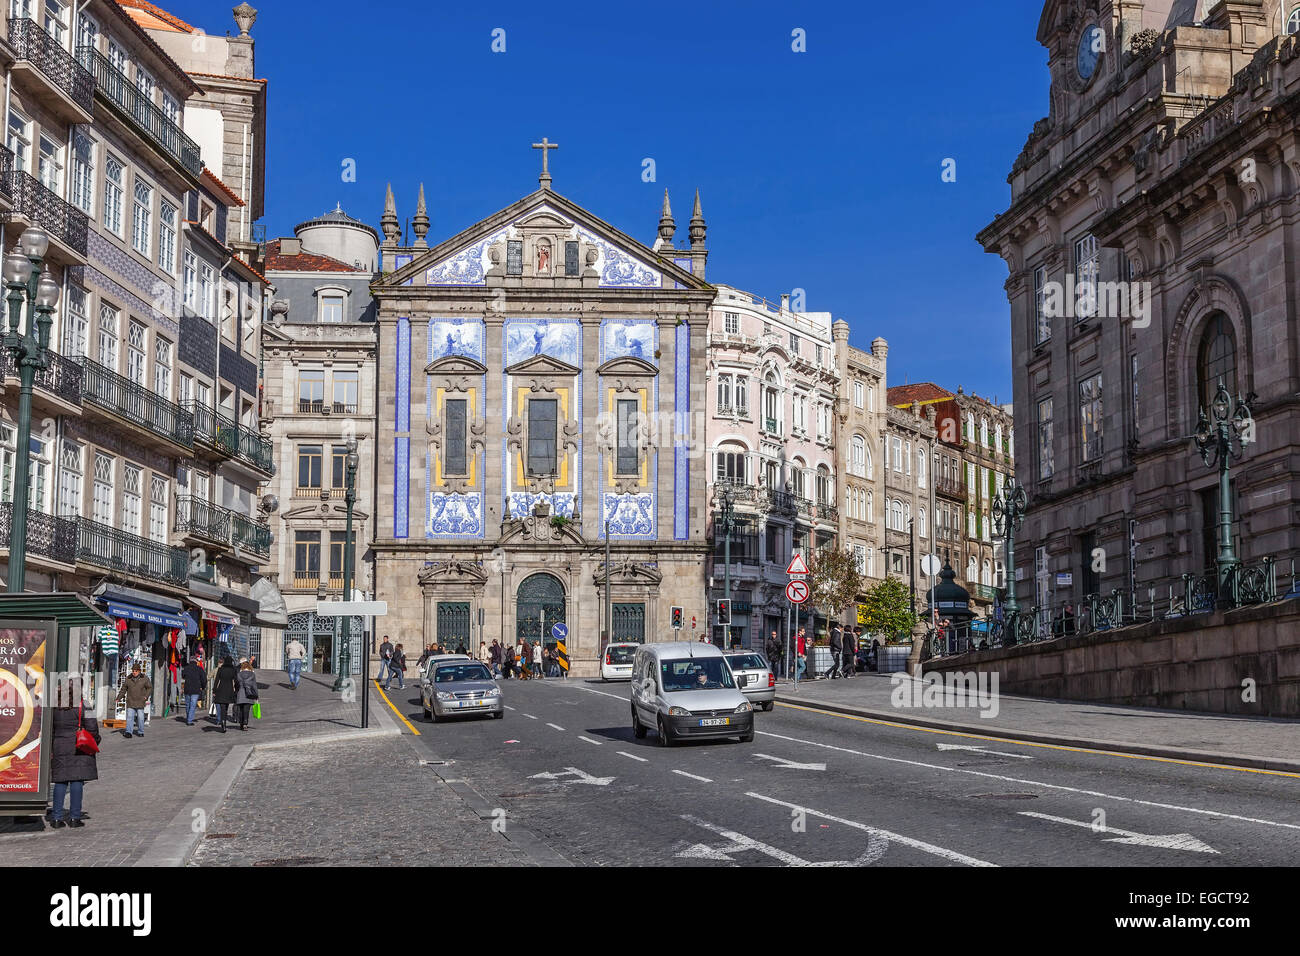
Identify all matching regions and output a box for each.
[0,625,49,795]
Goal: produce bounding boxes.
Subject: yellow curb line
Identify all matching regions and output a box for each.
[373,679,420,736]
[774,700,1300,778]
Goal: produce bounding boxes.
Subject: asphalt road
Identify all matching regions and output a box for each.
[385,676,1300,867]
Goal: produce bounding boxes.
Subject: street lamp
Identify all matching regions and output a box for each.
[1194,379,1252,602]
[992,475,1028,645]
[716,485,737,646]
[332,438,359,691]
[4,227,57,591]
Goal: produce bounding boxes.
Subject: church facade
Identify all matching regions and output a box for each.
[369,167,713,674]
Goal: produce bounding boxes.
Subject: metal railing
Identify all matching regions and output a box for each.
[217,417,274,473]
[934,476,966,498]
[0,168,89,256]
[0,347,84,406]
[230,511,271,559]
[816,503,839,522]
[0,501,77,564]
[174,495,232,544]
[331,401,358,415]
[76,46,203,178]
[78,357,193,447]
[0,144,12,202]
[77,515,187,587]
[766,490,799,514]
[298,399,325,413]
[8,18,95,113]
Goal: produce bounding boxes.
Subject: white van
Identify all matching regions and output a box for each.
[630,642,754,746]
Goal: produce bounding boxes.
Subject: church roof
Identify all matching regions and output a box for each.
[264,239,365,274]
[297,205,381,243]
[887,383,953,407]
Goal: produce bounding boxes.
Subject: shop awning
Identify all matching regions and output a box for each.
[186,596,239,627]
[103,601,189,630]
[0,592,112,628]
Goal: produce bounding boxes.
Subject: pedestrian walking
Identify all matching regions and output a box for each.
[384,643,407,690]
[842,628,856,677]
[479,641,492,667]
[234,659,259,731]
[181,656,205,726]
[795,628,808,680]
[532,641,545,680]
[212,656,239,733]
[520,640,532,680]
[116,662,152,739]
[48,685,99,829]
[502,643,514,680]
[284,636,307,690]
[377,635,394,683]
[455,641,468,656]
[825,624,843,679]
[489,639,503,678]
[766,630,783,678]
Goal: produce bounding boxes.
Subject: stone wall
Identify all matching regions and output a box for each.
[926,599,1300,716]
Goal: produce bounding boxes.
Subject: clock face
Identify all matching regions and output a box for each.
[1077,24,1103,81]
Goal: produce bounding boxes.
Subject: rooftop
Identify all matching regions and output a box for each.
[887,383,954,407]
[263,239,367,274]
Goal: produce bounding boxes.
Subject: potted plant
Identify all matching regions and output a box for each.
[859,576,917,672]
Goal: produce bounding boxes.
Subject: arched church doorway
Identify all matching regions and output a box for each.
[516,572,566,650]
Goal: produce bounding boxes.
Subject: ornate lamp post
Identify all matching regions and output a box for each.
[1194,380,1252,602]
[3,227,58,591]
[716,485,736,646]
[332,438,359,690]
[992,475,1028,645]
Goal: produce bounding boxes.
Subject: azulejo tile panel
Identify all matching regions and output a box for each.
[603,493,655,538]
[577,228,661,288]
[504,319,580,367]
[428,318,485,363]
[394,437,410,538]
[427,492,484,538]
[425,226,510,286]
[396,318,410,432]
[599,319,657,363]
[673,321,690,540]
[507,492,576,520]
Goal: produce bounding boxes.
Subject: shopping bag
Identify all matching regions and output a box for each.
[251,701,263,720]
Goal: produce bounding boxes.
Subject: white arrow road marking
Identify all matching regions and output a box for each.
[747,793,998,866]
[616,751,648,762]
[756,729,1300,833]
[546,723,566,731]
[672,770,713,783]
[578,735,602,746]
[753,752,827,771]
[676,815,887,867]
[527,767,615,786]
[937,743,1035,760]
[1018,812,1219,854]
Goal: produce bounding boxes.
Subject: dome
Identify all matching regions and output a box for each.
[927,561,973,623]
[293,203,380,272]
[295,203,380,243]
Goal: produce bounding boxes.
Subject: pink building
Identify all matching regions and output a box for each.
[705,285,840,647]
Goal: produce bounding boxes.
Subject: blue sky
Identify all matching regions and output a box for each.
[167,0,1050,400]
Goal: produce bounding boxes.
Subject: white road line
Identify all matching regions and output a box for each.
[547,723,566,732]
[504,705,516,711]
[681,814,809,866]
[521,714,537,720]
[755,730,1300,833]
[746,793,997,867]
[673,770,713,783]
[578,736,603,746]
[616,751,648,762]
[572,685,630,702]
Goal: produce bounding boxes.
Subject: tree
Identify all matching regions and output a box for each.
[859,576,917,643]
[809,549,864,627]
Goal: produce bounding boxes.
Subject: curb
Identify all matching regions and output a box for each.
[773,694,1300,774]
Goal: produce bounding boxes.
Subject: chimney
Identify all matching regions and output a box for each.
[279,237,301,256]
[780,294,790,311]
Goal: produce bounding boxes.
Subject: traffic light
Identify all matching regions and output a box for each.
[671,606,684,629]
[716,599,731,626]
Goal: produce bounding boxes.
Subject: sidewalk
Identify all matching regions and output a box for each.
[0,670,396,866]
[775,672,1300,772]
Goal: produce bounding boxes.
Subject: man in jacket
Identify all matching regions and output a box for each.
[766,630,783,678]
[181,657,206,726]
[377,635,394,683]
[212,657,239,732]
[284,637,307,690]
[842,628,857,678]
[116,663,152,739]
[825,625,843,679]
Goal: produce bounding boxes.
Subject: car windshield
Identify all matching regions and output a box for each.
[607,645,637,663]
[434,663,492,683]
[660,658,736,692]
[726,654,767,670]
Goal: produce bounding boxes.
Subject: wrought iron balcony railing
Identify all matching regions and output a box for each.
[230,511,271,559]
[0,145,12,202]
[174,495,232,544]
[78,357,193,448]
[816,503,839,522]
[0,168,89,256]
[0,347,84,407]
[185,401,275,474]
[0,501,77,564]
[77,515,187,587]
[76,46,203,179]
[8,18,95,114]
[934,476,966,498]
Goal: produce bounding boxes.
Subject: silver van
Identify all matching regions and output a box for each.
[630,642,754,746]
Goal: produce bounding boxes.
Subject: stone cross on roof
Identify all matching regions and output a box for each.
[532,137,558,189]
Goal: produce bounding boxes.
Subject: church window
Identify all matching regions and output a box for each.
[445,399,467,475]
[296,445,322,494]
[616,399,639,475]
[506,240,523,276]
[1196,313,1236,413]
[526,399,558,476]
[564,241,579,276]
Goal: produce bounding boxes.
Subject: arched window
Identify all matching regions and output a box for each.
[715,443,747,485]
[890,499,903,530]
[1289,7,1300,34]
[967,554,978,581]
[864,442,873,479]
[1196,313,1237,413]
[850,435,866,476]
[981,559,992,586]
[916,448,926,488]
[918,506,927,538]
[980,417,989,447]
[816,465,831,505]
[904,502,911,527]
[866,490,873,521]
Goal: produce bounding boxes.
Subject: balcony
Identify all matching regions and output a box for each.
[174,495,232,548]
[765,490,799,515]
[816,503,839,523]
[76,46,203,183]
[8,19,95,124]
[327,573,345,590]
[0,348,84,412]
[934,476,966,499]
[291,572,319,590]
[763,417,781,436]
[186,401,274,475]
[0,145,11,209]
[0,168,89,261]
[0,501,78,566]
[78,357,193,451]
[77,516,187,588]
[230,512,271,560]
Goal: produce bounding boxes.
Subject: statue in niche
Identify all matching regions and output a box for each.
[536,239,551,274]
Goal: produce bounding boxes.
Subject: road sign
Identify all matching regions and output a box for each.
[551,622,568,641]
[921,554,941,577]
[785,579,810,604]
[786,553,810,576]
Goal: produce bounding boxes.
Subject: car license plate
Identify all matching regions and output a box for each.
[699,717,729,727]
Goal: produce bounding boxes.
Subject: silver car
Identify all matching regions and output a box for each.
[725,652,775,711]
[421,660,503,722]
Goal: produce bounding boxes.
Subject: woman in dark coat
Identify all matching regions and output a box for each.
[49,690,100,828]
[212,656,239,732]
[234,660,259,731]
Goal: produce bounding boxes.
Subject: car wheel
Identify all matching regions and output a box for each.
[763,701,775,712]
[632,705,647,739]
[657,717,673,747]
[492,710,503,720]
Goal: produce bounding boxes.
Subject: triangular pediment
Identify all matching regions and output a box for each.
[504,353,582,377]
[425,355,488,376]
[375,189,709,291]
[596,356,659,377]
